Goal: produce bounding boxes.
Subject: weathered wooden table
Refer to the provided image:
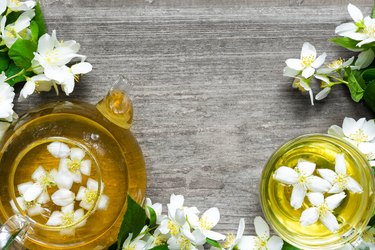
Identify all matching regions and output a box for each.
[15,0,373,236]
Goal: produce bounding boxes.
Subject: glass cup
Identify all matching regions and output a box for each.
[260,134,375,249]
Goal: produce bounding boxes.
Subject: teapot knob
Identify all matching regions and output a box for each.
[96,75,133,129]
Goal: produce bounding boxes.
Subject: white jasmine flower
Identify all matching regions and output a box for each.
[6,0,36,12]
[145,198,166,224]
[0,10,35,48]
[222,218,249,250]
[46,203,86,235]
[300,192,346,232]
[291,77,315,105]
[21,166,55,203]
[358,142,375,166]
[55,62,92,95]
[59,147,91,183]
[0,75,15,122]
[76,178,109,210]
[10,196,44,217]
[51,188,75,207]
[47,141,70,158]
[32,30,86,80]
[335,4,366,41]
[285,42,326,78]
[317,154,363,194]
[122,227,149,250]
[167,223,205,250]
[317,57,355,74]
[189,207,225,241]
[19,74,54,100]
[237,217,283,250]
[273,160,331,209]
[0,1,6,15]
[144,228,169,248]
[334,117,375,146]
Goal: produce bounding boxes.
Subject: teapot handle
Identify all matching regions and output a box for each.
[0,215,29,250]
[96,75,134,129]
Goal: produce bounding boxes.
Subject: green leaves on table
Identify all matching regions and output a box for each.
[282,241,301,250]
[330,37,375,51]
[9,39,37,69]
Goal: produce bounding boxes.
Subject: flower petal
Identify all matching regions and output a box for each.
[335,154,347,175]
[302,67,315,78]
[76,186,86,201]
[283,66,299,77]
[70,148,85,161]
[237,236,258,249]
[315,87,331,101]
[348,3,363,22]
[346,177,363,193]
[71,62,92,75]
[71,171,82,183]
[97,194,109,210]
[285,59,303,71]
[306,176,331,192]
[311,53,327,68]
[254,216,269,240]
[74,208,87,228]
[266,236,284,250]
[204,230,226,241]
[301,42,316,59]
[235,218,245,242]
[290,183,306,210]
[363,119,375,141]
[335,22,357,34]
[202,207,220,228]
[47,142,70,158]
[17,182,34,195]
[51,189,75,206]
[46,211,63,226]
[273,166,299,185]
[27,204,44,217]
[343,117,362,137]
[328,183,344,194]
[328,125,345,138]
[319,211,340,232]
[355,49,375,69]
[31,166,47,182]
[54,170,74,190]
[340,31,368,41]
[79,200,93,211]
[307,192,324,206]
[61,203,75,213]
[192,229,207,245]
[23,183,43,202]
[357,38,375,47]
[36,191,50,204]
[317,169,337,184]
[296,160,316,176]
[325,192,346,210]
[19,79,36,100]
[80,159,91,176]
[300,207,319,226]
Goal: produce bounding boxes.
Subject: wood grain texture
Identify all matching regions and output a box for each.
[14,0,374,236]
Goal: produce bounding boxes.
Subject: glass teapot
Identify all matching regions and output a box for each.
[0,76,147,249]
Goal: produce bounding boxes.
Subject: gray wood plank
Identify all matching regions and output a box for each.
[13,0,374,236]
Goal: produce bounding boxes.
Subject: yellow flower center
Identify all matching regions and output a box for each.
[10,0,22,6]
[199,216,214,230]
[123,246,135,250]
[364,25,375,38]
[350,128,368,142]
[255,237,268,249]
[334,174,348,189]
[167,220,179,236]
[84,189,97,204]
[292,79,307,93]
[301,55,315,67]
[45,50,59,64]
[5,27,17,39]
[223,233,235,248]
[39,174,55,188]
[179,236,192,250]
[154,235,168,246]
[327,58,343,69]
[68,160,81,173]
[61,212,74,226]
[318,203,331,216]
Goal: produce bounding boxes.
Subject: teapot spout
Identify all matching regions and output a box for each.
[96,75,133,129]
[0,214,30,249]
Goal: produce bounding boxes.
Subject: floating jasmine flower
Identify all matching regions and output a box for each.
[237,217,283,250]
[167,223,205,250]
[317,154,363,194]
[47,141,70,158]
[189,207,225,241]
[6,0,36,12]
[300,192,346,232]
[76,178,109,210]
[59,147,91,183]
[19,74,55,100]
[0,10,35,48]
[0,75,16,122]
[273,160,331,209]
[285,42,326,78]
[122,227,149,250]
[145,198,166,224]
[10,196,44,217]
[21,166,55,203]
[46,203,86,235]
[51,188,75,207]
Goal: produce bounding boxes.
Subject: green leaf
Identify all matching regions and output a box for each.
[149,245,169,250]
[29,21,39,43]
[116,194,147,250]
[206,238,222,248]
[0,52,10,72]
[373,1,375,18]
[330,37,375,51]
[5,11,21,25]
[347,72,365,102]
[4,61,34,86]
[107,243,117,250]
[34,2,47,37]
[146,205,157,228]
[3,229,22,250]
[368,214,375,228]
[8,39,37,69]
[282,241,301,250]
[361,68,375,82]
[364,80,375,113]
